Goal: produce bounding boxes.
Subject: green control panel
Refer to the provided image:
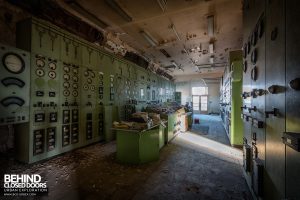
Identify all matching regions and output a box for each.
[13,17,175,163]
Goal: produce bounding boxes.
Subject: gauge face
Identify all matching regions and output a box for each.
[87,78,92,84]
[63,82,70,88]
[3,53,25,74]
[73,83,78,89]
[63,66,70,72]
[49,62,57,70]
[36,69,45,77]
[73,76,78,82]
[36,59,45,68]
[83,84,89,90]
[48,71,56,79]
[72,90,78,97]
[63,74,70,81]
[90,85,95,91]
[90,71,95,78]
[63,90,70,97]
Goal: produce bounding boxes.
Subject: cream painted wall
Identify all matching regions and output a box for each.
[176,80,220,114]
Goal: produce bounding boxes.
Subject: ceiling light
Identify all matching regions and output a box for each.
[157,0,167,12]
[105,0,132,22]
[170,24,181,41]
[140,31,158,46]
[207,15,214,37]
[67,0,108,28]
[209,43,214,53]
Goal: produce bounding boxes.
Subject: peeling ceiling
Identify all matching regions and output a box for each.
[57,0,243,81]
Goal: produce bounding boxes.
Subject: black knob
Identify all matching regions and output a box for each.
[289,78,300,91]
[241,105,247,110]
[248,106,257,113]
[265,108,279,118]
[268,85,285,94]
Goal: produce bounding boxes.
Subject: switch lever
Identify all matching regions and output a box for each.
[265,108,279,118]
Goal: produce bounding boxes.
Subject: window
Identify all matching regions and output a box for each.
[140,88,144,99]
[200,96,208,111]
[192,87,207,95]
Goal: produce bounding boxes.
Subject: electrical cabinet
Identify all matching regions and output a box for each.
[0,44,31,125]
[12,17,175,163]
[243,0,300,199]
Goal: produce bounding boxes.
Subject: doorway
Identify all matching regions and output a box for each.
[192,95,208,114]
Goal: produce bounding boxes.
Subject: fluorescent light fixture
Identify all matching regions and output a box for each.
[140,31,158,46]
[209,43,214,53]
[207,15,214,37]
[170,24,181,41]
[209,56,214,64]
[157,0,167,12]
[105,0,132,22]
[67,0,108,28]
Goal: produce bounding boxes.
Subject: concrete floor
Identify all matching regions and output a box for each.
[0,115,252,200]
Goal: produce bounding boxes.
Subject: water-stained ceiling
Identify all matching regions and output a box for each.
[57,0,243,81]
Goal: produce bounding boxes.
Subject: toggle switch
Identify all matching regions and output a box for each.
[265,108,279,118]
[248,106,257,113]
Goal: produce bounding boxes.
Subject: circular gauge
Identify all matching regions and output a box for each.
[72,90,78,97]
[49,62,57,70]
[73,76,78,82]
[90,71,95,78]
[48,71,56,79]
[63,90,70,97]
[63,74,70,81]
[247,40,251,54]
[35,69,45,77]
[73,83,78,89]
[251,30,258,46]
[3,53,25,74]
[63,82,70,88]
[90,85,95,91]
[87,78,92,84]
[251,49,258,64]
[83,84,89,90]
[84,71,89,77]
[36,59,45,68]
[258,19,264,38]
[63,66,70,73]
[73,68,78,74]
[243,60,248,73]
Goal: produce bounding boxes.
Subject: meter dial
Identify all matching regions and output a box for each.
[73,76,78,82]
[72,90,78,97]
[36,59,45,68]
[73,83,78,89]
[73,68,78,74]
[48,71,56,79]
[83,84,89,90]
[36,69,45,77]
[63,74,70,81]
[63,82,70,89]
[84,70,89,77]
[90,85,95,91]
[90,71,95,78]
[3,53,25,74]
[87,78,92,84]
[49,62,57,70]
[63,90,70,97]
[63,66,70,73]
